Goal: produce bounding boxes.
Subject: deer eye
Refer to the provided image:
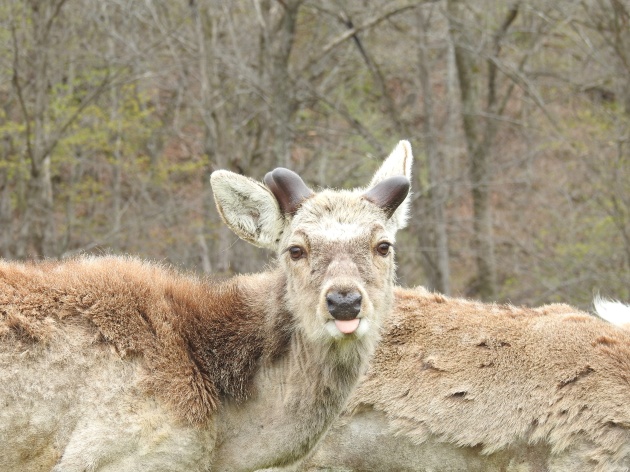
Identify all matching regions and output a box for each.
[288,246,306,260]
[376,242,392,257]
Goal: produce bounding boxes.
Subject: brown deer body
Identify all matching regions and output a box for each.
[289,288,630,472]
[0,141,413,471]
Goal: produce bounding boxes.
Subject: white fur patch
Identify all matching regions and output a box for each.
[319,222,367,241]
[593,296,630,328]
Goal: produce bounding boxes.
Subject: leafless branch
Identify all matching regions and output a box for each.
[299,1,431,78]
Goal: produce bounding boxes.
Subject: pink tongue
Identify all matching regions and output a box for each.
[335,318,360,334]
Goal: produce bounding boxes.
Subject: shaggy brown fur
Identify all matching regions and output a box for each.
[0,257,290,425]
[294,287,630,471]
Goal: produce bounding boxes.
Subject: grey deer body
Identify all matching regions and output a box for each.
[281,290,630,472]
[0,141,413,471]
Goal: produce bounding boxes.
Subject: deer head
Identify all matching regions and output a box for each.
[210,141,412,344]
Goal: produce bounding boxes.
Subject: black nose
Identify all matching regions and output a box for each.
[326,290,362,320]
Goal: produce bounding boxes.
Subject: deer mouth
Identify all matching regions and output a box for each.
[324,317,370,339]
[334,318,361,334]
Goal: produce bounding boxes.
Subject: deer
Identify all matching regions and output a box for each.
[278,289,630,472]
[0,141,413,472]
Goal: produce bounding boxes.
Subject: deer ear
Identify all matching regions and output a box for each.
[367,140,413,229]
[369,140,413,187]
[210,170,284,250]
[264,168,314,215]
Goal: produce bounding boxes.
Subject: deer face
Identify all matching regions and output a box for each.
[211,141,413,344]
[277,189,403,343]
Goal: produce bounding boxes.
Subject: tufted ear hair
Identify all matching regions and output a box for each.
[366,140,413,229]
[264,168,314,215]
[210,170,285,250]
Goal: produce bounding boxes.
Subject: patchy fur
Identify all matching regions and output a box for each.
[292,287,630,472]
[0,257,290,425]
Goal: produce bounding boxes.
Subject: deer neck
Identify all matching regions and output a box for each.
[210,270,376,471]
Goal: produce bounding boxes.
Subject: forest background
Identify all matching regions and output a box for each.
[1,0,629,308]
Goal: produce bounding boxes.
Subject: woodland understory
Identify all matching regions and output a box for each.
[1,0,629,307]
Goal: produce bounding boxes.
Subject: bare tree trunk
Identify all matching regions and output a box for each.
[445,27,458,180]
[61,151,77,256]
[446,1,520,299]
[577,0,630,294]
[446,0,495,299]
[0,123,13,258]
[188,0,227,274]
[338,3,452,291]
[108,57,123,252]
[111,103,123,251]
[0,168,11,259]
[260,0,303,167]
[417,6,450,294]
[14,2,62,258]
[12,0,111,259]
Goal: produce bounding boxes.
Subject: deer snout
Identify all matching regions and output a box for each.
[326,290,362,320]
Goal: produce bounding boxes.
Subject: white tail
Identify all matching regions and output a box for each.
[286,288,630,472]
[0,141,413,471]
[594,295,630,328]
